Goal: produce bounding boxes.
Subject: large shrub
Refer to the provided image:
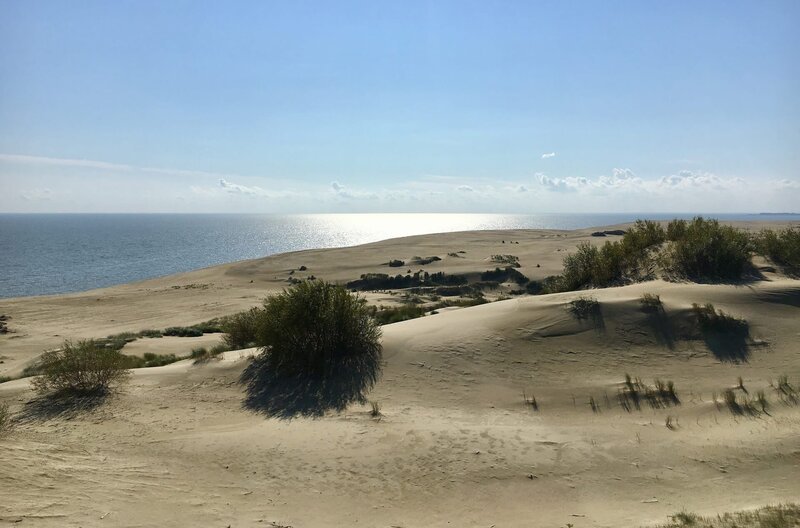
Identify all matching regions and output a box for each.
[254,281,382,375]
[31,340,131,395]
[666,217,751,280]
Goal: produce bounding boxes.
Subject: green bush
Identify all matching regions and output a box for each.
[754,227,800,271]
[666,217,751,280]
[222,307,265,349]
[31,340,131,395]
[253,281,382,376]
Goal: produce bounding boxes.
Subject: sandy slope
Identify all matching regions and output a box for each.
[1,223,799,527]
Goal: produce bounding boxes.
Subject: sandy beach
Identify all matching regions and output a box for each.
[1,221,799,527]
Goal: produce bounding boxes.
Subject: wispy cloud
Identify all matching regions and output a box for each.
[456,185,475,192]
[541,152,556,159]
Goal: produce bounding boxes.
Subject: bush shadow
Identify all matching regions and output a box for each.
[16,390,110,423]
[641,306,676,350]
[702,324,750,363]
[240,352,381,419]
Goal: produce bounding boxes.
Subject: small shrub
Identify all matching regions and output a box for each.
[0,375,12,384]
[618,374,679,411]
[191,343,229,364]
[137,329,163,338]
[387,259,405,267]
[31,340,131,396]
[480,267,529,285]
[639,293,662,311]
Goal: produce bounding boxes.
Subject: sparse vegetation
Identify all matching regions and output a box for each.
[190,343,231,364]
[31,340,131,396]
[387,259,405,267]
[617,374,679,411]
[346,271,467,291]
[121,352,182,369]
[650,503,800,528]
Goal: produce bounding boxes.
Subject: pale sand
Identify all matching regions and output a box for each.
[1,221,798,527]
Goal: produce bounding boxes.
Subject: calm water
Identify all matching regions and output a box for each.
[1,213,797,298]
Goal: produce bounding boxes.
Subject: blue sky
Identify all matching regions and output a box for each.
[1,0,798,213]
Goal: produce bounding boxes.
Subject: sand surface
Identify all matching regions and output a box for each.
[1,221,799,527]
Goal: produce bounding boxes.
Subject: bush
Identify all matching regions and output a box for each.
[31,340,131,395]
[387,259,405,267]
[754,227,800,271]
[253,281,382,376]
[666,217,751,280]
[222,307,265,349]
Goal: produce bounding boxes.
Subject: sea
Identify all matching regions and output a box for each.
[1,213,797,299]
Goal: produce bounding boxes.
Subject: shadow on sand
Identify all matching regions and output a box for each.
[16,390,110,423]
[701,323,751,363]
[240,353,381,419]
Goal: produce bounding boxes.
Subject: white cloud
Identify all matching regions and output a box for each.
[541,152,556,159]
[331,181,344,192]
[457,185,475,192]
[19,188,53,201]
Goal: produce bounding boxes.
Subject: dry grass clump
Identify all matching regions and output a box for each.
[0,402,12,436]
[190,343,230,364]
[691,303,748,334]
[773,375,799,405]
[639,293,663,312]
[618,374,679,412]
[369,401,381,418]
[31,340,130,396]
[650,503,800,527]
[522,390,538,411]
[568,296,600,320]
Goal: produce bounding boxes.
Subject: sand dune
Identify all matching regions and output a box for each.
[1,223,799,527]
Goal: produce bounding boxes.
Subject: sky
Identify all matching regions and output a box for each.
[1,0,798,213]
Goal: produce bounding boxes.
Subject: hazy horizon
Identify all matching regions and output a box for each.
[2,1,798,214]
